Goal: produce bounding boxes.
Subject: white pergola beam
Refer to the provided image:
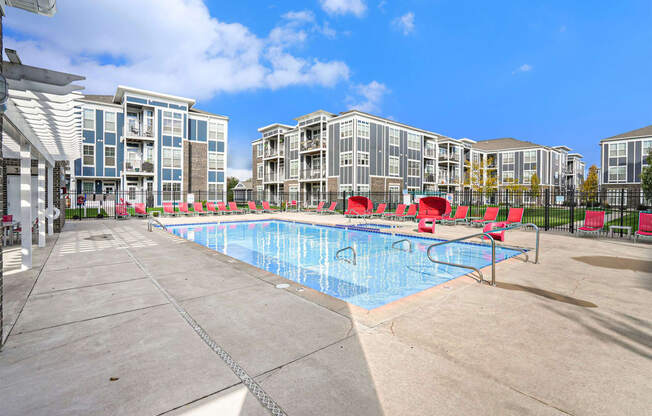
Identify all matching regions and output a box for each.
[47,165,54,235]
[20,141,33,270]
[38,159,46,248]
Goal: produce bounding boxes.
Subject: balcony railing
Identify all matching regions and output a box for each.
[424,148,436,158]
[438,152,460,162]
[301,138,324,152]
[264,148,284,158]
[126,124,154,138]
[125,160,154,173]
[301,169,326,180]
[264,173,283,182]
[423,173,436,183]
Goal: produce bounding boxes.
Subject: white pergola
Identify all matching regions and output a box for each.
[2,59,84,270]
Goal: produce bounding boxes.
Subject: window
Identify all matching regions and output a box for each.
[173,113,183,136]
[289,185,299,201]
[105,146,116,167]
[523,169,536,184]
[524,150,536,164]
[208,153,217,170]
[208,183,217,200]
[642,140,651,165]
[340,152,352,167]
[289,134,299,151]
[389,185,400,194]
[209,121,224,140]
[609,143,626,158]
[162,148,182,168]
[83,145,94,166]
[216,154,225,170]
[83,109,95,130]
[357,120,370,138]
[163,111,173,135]
[407,160,420,177]
[340,120,353,139]
[257,163,263,179]
[389,156,399,176]
[339,184,353,196]
[357,184,369,193]
[389,128,400,148]
[290,160,299,178]
[502,170,514,182]
[503,152,515,164]
[162,182,181,202]
[608,166,626,182]
[82,182,94,193]
[357,152,369,166]
[104,112,116,133]
[257,143,263,157]
[407,133,420,150]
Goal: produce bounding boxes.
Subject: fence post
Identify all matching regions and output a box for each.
[569,188,575,233]
[544,188,550,231]
[619,187,625,237]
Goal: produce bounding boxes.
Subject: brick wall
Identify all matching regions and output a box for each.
[327,177,338,193]
[184,141,208,194]
[53,161,67,233]
[252,144,262,185]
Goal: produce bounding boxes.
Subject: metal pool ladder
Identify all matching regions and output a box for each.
[147,216,168,232]
[391,238,413,253]
[426,223,540,286]
[335,246,357,265]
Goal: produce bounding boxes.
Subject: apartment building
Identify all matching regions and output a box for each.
[74,86,228,204]
[599,125,651,192]
[252,110,584,204]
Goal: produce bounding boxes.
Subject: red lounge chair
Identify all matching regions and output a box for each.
[322,201,338,214]
[116,204,129,219]
[247,201,262,213]
[370,203,387,217]
[193,202,209,216]
[134,203,147,218]
[577,210,605,237]
[228,202,244,214]
[287,200,298,211]
[483,222,506,242]
[417,197,452,221]
[217,202,231,214]
[395,204,418,221]
[178,202,191,216]
[470,207,500,227]
[505,207,524,227]
[384,204,406,220]
[163,202,177,216]
[206,202,218,214]
[344,196,373,217]
[418,218,435,233]
[306,201,325,213]
[262,201,279,213]
[635,212,652,242]
[441,206,469,225]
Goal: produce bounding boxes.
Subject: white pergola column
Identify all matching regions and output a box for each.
[20,141,32,270]
[47,165,54,235]
[38,159,46,248]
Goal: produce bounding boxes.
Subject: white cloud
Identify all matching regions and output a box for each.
[227,168,252,181]
[512,64,533,74]
[4,0,349,99]
[347,81,389,113]
[392,12,415,35]
[320,0,367,17]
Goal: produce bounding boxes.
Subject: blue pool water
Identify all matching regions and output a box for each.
[168,220,521,310]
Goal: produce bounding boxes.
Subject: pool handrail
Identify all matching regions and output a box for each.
[426,223,540,286]
[147,216,168,232]
[335,246,357,265]
[391,238,413,253]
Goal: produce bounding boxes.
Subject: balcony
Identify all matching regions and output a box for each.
[300,169,326,180]
[438,151,460,162]
[264,172,283,183]
[423,173,436,183]
[424,148,436,158]
[300,138,324,152]
[125,159,154,175]
[264,148,284,159]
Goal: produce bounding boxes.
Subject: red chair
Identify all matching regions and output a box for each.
[2,215,13,223]
[417,197,452,221]
[134,203,147,218]
[305,201,325,213]
[206,202,218,214]
[577,210,605,237]
[505,207,524,227]
[193,202,209,216]
[262,201,279,213]
[440,206,469,225]
[322,201,338,215]
[247,201,262,213]
[483,222,506,242]
[635,212,652,242]
[288,200,298,211]
[228,202,244,214]
[116,204,129,219]
[178,202,191,216]
[470,207,500,227]
[344,196,373,217]
[163,202,177,216]
[418,218,435,233]
[395,204,418,221]
[384,204,406,220]
[370,203,387,217]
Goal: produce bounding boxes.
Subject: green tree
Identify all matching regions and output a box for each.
[226,176,240,201]
[641,148,652,205]
[464,156,497,194]
[503,177,525,193]
[581,165,599,202]
[529,173,540,198]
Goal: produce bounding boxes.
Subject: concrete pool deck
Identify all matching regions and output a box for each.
[0,213,651,415]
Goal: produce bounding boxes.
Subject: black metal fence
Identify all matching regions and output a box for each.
[65,188,650,238]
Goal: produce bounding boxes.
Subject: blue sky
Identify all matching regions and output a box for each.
[5,0,652,179]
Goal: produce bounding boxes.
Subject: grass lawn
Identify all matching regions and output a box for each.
[464,205,586,229]
[605,211,640,232]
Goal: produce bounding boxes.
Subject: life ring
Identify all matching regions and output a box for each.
[77,195,86,206]
[53,207,61,220]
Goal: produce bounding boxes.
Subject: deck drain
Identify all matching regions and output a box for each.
[275,284,290,289]
[85,234,114,241]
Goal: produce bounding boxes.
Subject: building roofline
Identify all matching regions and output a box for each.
[114,85,196,107]
[188,107,229,120]
[600,124,652,142]
[332,109,450,140]
[257,123,294,133]
[293,109,336,121]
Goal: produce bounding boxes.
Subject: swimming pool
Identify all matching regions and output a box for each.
[168,220,521,309]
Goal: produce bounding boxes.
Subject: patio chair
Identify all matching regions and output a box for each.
[321,202,338,214]
[287,200,298,211]
[505,207,524,227]
[418,218,435,233]
[116,204,129,219]
[228,202,244,214]
[206,202,218,215]
[262,201,279,213]
[305,201,325,213]
[395,204,418,221]
[384,204,406,220]
[163,202,177,217]
[134,203,148,218]
[344,196,373,218]
[178,202,191,216]
[483,222,506,242]
[417,197,452,222]
[193,202,209,216]
[440,206,469,225]
[217,202,231,214]
[577,210,605,237]
[247,201,263,214]
[634,212,652,242]
[470,207,500,227]
[370,203,387,217]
